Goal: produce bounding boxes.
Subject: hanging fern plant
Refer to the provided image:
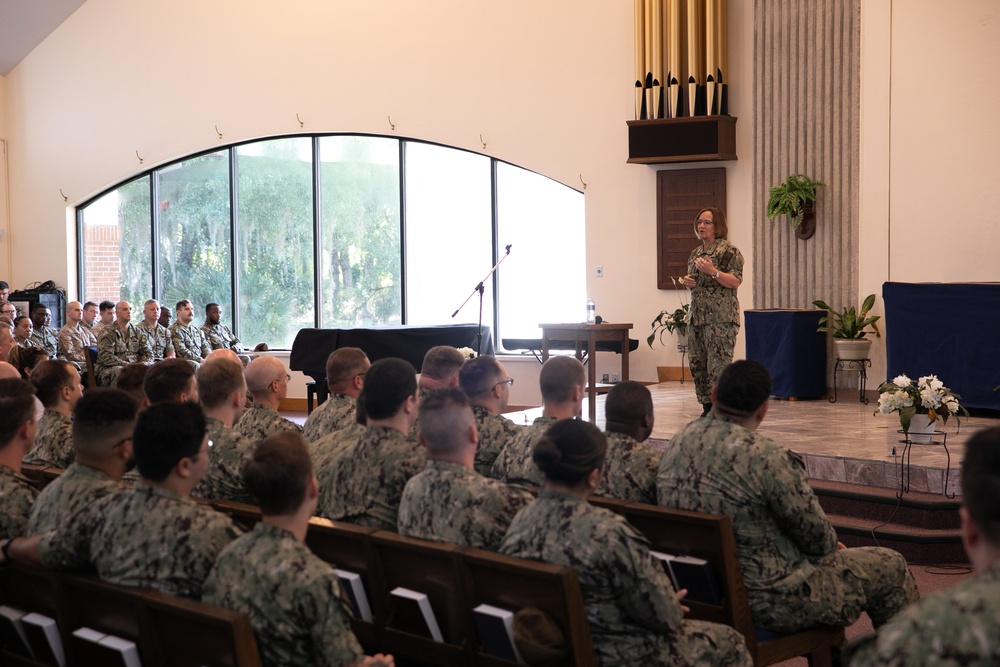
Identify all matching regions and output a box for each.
[766,173,825,229]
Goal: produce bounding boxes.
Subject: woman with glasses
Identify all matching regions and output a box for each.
[682,207,744,417]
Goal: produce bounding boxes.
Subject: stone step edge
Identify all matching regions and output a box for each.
[809,479,961,510]
[827,514,962,544]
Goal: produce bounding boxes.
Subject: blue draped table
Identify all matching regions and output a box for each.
[744,309,826,399]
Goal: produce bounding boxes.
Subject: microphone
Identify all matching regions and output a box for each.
[505,244,512,254]
[594,315,603,324]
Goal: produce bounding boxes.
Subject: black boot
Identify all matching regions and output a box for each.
[701,402,712,417]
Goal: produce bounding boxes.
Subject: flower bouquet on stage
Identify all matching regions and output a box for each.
[876,374,969,443]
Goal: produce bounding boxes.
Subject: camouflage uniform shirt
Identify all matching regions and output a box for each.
[0,464,38,540]
[200,322,244,352]
[471,405,523,478]
[170,321,211,362]
[687,238,744,326]
[398,460,532,550]
[23,409,74,469]
[30,325,59,357]
[203,522,364,667]
[27,462,124,535]
[500,490,751,667]
[57,322,96,371]
[96,323,152,385]
[235,403,302,445]
[657,413,917,631]
[844,558,1000,667]
[302,393,356,443]
[135,320,175,360]
[594,431,661,504]
[490,416,557,490]
[312,422,365,476]
[38,481,242,599]
[317,425,426,531]
[192,417,255,503]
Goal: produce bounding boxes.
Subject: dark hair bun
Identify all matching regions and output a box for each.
[531,419,607,486]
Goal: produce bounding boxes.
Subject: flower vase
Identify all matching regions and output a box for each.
[906,413,936,444]
[677,333,688,347]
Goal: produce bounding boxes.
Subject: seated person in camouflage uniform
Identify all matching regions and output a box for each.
[317,357,425,530]
[57,300,97,374]
[236,356,302,444]
[29,303,59,358]
[135,299,177,362]
[302,347,370,443]
[113,362,151,409]
[192,358,256,503]
[91,300,115,336]
[203,432,394,667]
[409,345,466,439]
[398,387,531,550]
[81,301,99,330]
[3,402,242,600]
[491,355,585,489]
[200,303,250,365]
[95,301,153,386]
[458,355,522,477]
[27,388,139,535]
[597,381,660,504]
[23,360,82,469]
[844,426,1000,666]
[312,396,366,481]
[0,378,39,540]
[1,319,16,361]
[143,358,198,405]
[169,299,212,365]
[500,419,751,667]
[658,360,919,633]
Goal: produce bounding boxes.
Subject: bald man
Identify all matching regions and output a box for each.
[235,356,302,445]
[57,300,97,373]
[95,302,153,386]
[136,299,176,362]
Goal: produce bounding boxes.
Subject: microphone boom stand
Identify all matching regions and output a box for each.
[451,244,512,356]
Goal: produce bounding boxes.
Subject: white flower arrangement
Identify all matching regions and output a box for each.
[876,374,968,434]
[455,347,477,360]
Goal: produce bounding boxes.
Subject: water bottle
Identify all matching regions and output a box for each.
[586,297,596,324]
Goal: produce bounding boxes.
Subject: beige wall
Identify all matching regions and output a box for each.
[0,0,997,391]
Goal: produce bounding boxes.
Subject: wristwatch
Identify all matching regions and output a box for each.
[714,270,721,279]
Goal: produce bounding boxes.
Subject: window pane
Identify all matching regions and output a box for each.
[81,177,152,306]
[496,163,585,341]
[156,152,232,322]
[236,138,315,349]
[404,143,493,333]
[319,136,401,327]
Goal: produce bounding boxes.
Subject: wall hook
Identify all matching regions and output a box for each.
[480,134,487,150]
[215,125,224,140]
[296,113,305,128]
[136,151,144,165]
[60,189,68,202]
[579,174,587,190]
[387,116,396,131]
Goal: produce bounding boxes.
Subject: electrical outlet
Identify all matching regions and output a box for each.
[611,373,619,383]
[601,373,609,383]
[596,265,603,278]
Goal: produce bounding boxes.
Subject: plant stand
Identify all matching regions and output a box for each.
[894,430,953,499]
[829,358,870,405]
[677,343,688,384]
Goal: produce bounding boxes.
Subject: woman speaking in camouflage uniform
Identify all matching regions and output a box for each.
[682,207,744,417]
[499,419,750,666]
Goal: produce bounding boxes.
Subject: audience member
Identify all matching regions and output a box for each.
[500,418,751,666]
[27,388,139,535]
[158,304,172,329]
[492,355,585,489]
[458,355,522,476]
[317,357,425,529]
[236,356,302,444]
[657,360,918,632]
[193,358,255,503]
[29,303,58,357]
[5,402,242,599]
[143,358,198,404]
[206,348,242,364]
[91,299,115,336]
[0,378,39,540]
[409,345,466,438]
[96,301,153,386]
[136,298,176,361]
[12,315,39,351]
[311,396,367,478]
[201,303,249,364]
[57,300,97,374]
[0,280,9,304]
[113,362,152,409]
[81,301,99,329]
[597,381,660,504]
[844,425,1000,666]
[302,347,369,442]
[23,360,82,468]
[203,432,394,667]
[0,361,18,379]
[1,301,17,319]
[0,320,15,361]
[398,387,531,550]
[170,298,212,364]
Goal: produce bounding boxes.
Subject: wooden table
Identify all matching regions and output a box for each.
[539,322,633,422]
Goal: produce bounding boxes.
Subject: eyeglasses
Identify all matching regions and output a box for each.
[696,219,715,226]
[496,378,514,388]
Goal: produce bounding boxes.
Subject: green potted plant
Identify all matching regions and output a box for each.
[875,374,969,443]
[647,303,690,348]
[811,293,881,360]
[766,173,825,238]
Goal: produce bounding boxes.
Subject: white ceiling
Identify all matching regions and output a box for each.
[0,0,87,76]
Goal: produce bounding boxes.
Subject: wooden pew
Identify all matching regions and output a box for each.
[20,464,64,491]
[0,562,63,667]
[597,500,844,667]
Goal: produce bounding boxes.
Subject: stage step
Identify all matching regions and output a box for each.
[809,479,965,565]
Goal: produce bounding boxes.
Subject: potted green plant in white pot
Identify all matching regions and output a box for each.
[811,293,881,360]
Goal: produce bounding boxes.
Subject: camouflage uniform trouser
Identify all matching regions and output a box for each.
[669,619,753,666]
[689,322,738,404]
[750,546,920,633]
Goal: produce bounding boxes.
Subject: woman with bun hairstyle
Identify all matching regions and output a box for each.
[499,419,750,666]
